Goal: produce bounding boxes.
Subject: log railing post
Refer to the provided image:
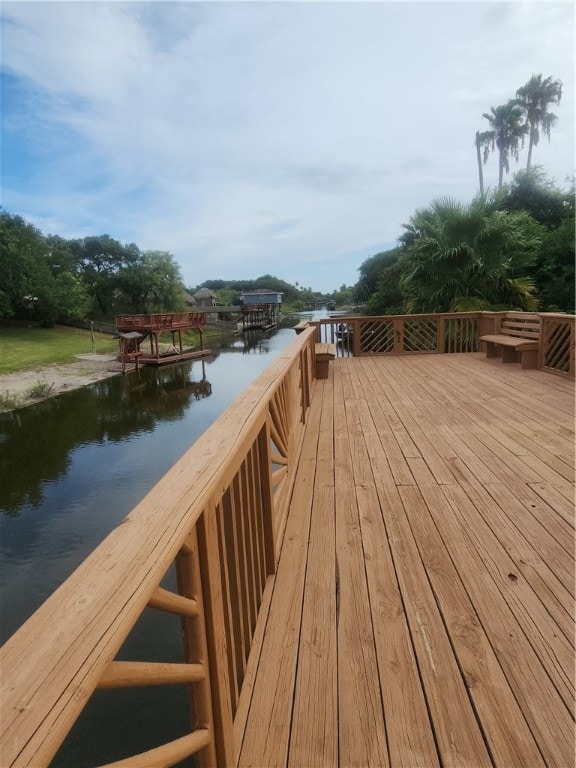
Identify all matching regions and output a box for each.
[176,529,217,768]
[195,506,235,767]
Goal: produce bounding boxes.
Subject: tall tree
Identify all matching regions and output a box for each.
[475,130,493,195]
[0,211,45,317]
[118,251,185,314]
[500,169,574,312]
[355,248,400,301]
[69,235,140,318]
[363,261,405,315]
[482,101,528,189]
[0,211,88,324]
[500,167,567,227]
[516,74,562,170]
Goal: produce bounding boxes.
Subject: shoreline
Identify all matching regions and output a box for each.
[0,354,122,412]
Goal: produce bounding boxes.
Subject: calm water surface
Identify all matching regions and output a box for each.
[0,316,325,766]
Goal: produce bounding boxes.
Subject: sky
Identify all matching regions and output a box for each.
[1,1,574,294]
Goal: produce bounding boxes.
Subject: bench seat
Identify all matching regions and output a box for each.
[315,342,336,379]
[479,334,538,369]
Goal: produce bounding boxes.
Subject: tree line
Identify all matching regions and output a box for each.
[0,212,332,326]
[197,276,320,308]
[0,213,188,326]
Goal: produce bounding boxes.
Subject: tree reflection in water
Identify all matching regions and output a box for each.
[0,362,212,517]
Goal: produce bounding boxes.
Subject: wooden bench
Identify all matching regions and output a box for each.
[479,315,539,369]
[315,343,336,379]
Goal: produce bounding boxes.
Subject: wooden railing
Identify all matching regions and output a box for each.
[312,311,575,377]
[115,312,207,331]
[0,328,316,768]
[539,312,576,377]
[313,312,481,356]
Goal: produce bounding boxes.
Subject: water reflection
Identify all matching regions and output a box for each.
[0,363,212,518]
[228,328,274,354]
[121,360,212,408]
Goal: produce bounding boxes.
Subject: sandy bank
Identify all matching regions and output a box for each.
[0,354,123,412]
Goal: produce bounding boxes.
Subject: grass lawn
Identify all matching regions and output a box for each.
[0,326,119,374]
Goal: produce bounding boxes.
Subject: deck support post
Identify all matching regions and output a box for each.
[437,316,446,353]
[392,317,404,355]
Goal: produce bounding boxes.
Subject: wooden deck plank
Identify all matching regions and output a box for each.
[237,385,321,767]
[409,446,574,709]
[374,484,492,767]
[334,367,390,767]
[527,482,576,529]
[289,485,337,767]
[397,484,546,767]
[340,364,440,766]
[443,486,574,707]
[289,380,337,767]
[470,396,575,463]
[238,354,575,768]
[478,482,575,598]
[444,453,574,598]
[356,484,439,767]
[407,460,574,767]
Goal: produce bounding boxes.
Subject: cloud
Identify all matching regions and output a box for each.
[1,1,574,292]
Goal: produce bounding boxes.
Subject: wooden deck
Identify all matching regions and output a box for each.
[235,353,575,768]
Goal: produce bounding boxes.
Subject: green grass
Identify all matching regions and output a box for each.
[0,326,119,374]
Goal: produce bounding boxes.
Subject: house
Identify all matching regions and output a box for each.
[193,288,217,308]
[182,288,196,308]
[239,288,283,306]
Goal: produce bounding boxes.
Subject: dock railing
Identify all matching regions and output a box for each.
[115,312,207,331]
[1,311,574,767]
[312,311,574,377]
[0,327,316,768]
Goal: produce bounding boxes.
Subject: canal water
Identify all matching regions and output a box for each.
[0,313,326,766]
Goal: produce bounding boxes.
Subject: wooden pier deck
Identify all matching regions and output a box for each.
[236,353,575,767]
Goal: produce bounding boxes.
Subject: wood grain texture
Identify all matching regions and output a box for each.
[239,352,574,768]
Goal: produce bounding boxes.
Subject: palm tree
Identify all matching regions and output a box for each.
[399,193,542,313]
[482,101,528,190]
[475,130,493,195]
[516,74,562,169]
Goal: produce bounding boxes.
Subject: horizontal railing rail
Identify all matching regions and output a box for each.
[0,328,317,768]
